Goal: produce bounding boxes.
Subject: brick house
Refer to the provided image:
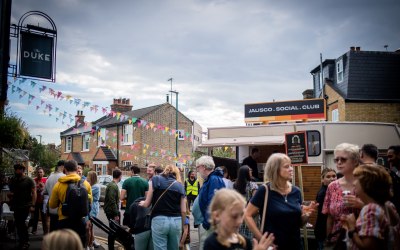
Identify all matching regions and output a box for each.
[310,47,400,123]
[59,98,202,175]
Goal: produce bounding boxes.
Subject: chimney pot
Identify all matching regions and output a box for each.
[350,46,355,51]
[356,46,361,51]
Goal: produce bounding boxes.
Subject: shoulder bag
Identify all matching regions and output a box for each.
[259,183,269,232]
[144,180,177,229]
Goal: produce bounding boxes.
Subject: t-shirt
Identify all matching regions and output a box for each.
[9,175,35,209]
[250,184,302,250]
[204,232,251,250]
[34,177,47,204]
[44,171,65,215]
[122,175,149,213]
[151,175,185,218]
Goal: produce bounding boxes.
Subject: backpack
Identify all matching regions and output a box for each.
[129,197,151,234]
[61,178,89,219]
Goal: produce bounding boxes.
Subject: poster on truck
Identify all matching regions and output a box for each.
[285,131,308,165]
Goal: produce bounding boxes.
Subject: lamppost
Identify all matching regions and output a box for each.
[36,135,42,144]
[169,90,179,155]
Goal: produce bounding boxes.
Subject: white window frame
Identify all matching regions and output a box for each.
[65,137,72,153]
[122,124,133,145]
[177,129,185,141]
[332,109,339,122]
[337,59,344,83]
[122,161,133,168]
[82,134,90,152]
[98,128,106,147]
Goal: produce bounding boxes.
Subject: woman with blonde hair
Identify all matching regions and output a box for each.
[204,188,275,250]
[86,171,101,249]
[244,153,318,249]
[139,165,186,250]
[42,229,83,250]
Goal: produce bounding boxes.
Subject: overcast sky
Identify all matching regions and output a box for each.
[7,0,400,145]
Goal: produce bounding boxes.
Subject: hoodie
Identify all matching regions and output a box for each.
[49,173,92,220]
[198,168,225,230]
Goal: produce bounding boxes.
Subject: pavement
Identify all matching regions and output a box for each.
[0,206,200,250]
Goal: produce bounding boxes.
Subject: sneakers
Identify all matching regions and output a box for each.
[93,240,100,248]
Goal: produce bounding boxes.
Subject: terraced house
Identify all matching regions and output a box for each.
[60,98,202,175]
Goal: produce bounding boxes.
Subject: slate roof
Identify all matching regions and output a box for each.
[98,103,165,127]
[93,146,117,161]
[344,50,400,101]
[69,152,85,165]
[311,50,400,102]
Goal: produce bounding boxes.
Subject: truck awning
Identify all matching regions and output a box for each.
[199,135,285,147]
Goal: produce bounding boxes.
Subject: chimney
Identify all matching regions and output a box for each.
[350,46,355,51]
[302,89,314,99]
[75,110,85,127]
[110,98,133,113]
[355,46,361,51]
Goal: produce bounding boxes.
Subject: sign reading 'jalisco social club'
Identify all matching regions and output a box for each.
[244,99,326,121]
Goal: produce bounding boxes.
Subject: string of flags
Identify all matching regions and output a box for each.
[7,78,195,164]
[9,78,194,140]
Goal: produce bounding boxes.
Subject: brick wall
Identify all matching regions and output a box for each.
[346,102,400,124]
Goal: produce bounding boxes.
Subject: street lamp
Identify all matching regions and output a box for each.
[36,135,42,144]
[169,90,179,155]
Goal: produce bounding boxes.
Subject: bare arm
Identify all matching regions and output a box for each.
[120,189,127,202]
[139,184,153,207]
[244,202,263,240]
[180,197,187,233]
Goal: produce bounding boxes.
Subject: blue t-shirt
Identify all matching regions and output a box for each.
[250,184,302,250]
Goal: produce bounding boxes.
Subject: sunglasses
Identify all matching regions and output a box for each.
[334,157,348,163]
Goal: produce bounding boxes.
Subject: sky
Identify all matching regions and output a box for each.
[6,0,400,145]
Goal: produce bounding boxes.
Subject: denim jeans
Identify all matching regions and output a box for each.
[151,216,182,250]
[135,230,153,250]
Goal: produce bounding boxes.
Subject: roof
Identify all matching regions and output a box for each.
[98,103,165,127]
[66,152,85,165]
[93,146,117,161]
[310,59,335,74]
[345,50,400,101]
[1,148,30,161]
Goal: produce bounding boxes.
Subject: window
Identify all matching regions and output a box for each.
[337,59,343,83]
[122,124,133,145]
[177,130,185,141]
[82,134,90,151]
[65,137,72,152]
[307,130,321,156]
[122,161,133,169]
[98,128,106,147]
[332,109,339,122]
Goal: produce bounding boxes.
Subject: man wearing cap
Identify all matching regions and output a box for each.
[8,164,36,250]
[44,160,65,232]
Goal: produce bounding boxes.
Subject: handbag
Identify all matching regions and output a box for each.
[144,180,177,229]
[259,184,269,232]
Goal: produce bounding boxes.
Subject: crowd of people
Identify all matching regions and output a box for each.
[0,143,400,250]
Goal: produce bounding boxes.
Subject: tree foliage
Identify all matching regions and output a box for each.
[212,147,236,159]
[0,112,29,148]
[29,142,59,175]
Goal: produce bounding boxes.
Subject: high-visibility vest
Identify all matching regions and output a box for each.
[186,179,199,196]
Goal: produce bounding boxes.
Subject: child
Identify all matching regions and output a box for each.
[204,188,275,250]
[314,168,337,250]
